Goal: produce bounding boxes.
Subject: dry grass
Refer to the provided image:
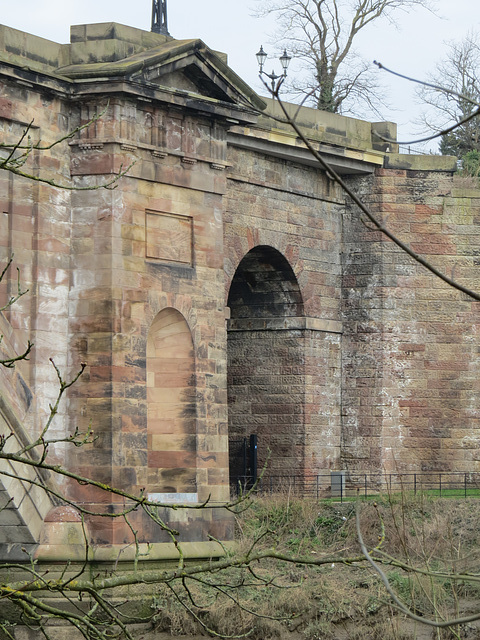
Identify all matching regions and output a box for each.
[152,494,480,639]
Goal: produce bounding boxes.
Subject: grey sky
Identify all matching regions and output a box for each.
[1,0,479,150]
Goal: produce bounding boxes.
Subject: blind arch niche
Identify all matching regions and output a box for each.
[147,307,197,500]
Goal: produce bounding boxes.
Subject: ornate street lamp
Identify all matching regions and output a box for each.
[256,46,292,91]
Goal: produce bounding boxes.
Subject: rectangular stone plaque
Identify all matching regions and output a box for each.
[146,210,193,265]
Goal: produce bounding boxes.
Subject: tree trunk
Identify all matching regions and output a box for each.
[315,66,337,112]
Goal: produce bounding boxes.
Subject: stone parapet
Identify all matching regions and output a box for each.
[384,153,458,172]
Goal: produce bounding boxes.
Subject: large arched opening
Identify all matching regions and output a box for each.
[227,246,305,484]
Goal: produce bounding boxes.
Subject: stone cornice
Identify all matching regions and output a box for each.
[227,317,343,334]
[228,129,383,176]
[35,540,229,562]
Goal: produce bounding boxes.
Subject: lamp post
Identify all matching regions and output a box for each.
[256,46,292,92]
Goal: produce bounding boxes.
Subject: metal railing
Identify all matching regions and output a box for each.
[398,144,428,155]
[231,471,480,501]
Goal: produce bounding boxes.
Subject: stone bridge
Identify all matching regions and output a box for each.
[0,21,479,557]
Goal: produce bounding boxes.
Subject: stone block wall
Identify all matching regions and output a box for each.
[227,327,306,475]
[0,80,73,455]
[0,76,234,545]
[2,20,480,553]
[225,146,344,478]
[342,169,480,473]
[303,325,342,476]
[63,99,232,543]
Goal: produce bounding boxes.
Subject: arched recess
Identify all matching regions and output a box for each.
[227,246,305,480]
[147,308,197,496]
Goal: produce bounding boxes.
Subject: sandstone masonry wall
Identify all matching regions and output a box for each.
[1,21,480,554]
[342,169,480,473]
[225,146,344,478]
[64,100,232,544]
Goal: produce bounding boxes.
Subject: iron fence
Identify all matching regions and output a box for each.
[236,471,480,501]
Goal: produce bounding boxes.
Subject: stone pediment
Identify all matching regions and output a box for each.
[57,31,265,111]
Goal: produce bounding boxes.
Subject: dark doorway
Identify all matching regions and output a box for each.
[229,434,258,494]
[227,246,305,479]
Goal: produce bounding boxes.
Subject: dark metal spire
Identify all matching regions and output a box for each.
[152,0,170,35]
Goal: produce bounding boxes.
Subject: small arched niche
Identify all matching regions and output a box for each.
[147,308,197,498]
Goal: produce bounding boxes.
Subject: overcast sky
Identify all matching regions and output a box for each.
[1,0,479,151]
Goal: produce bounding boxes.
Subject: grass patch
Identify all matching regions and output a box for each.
[148,494,480,639]
[319,488,480,503]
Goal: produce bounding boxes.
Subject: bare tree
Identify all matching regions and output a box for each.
[417,31,480,168]
[254,0,435,115]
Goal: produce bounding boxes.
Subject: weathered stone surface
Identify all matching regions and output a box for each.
[0,20,479,556]
[342,171,480,473]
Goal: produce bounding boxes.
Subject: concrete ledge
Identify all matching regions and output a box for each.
[260,97,392,153]
[383,153,457,172]
[0,24,69,72]
[147,492,199,503]
[35,540,228,563]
